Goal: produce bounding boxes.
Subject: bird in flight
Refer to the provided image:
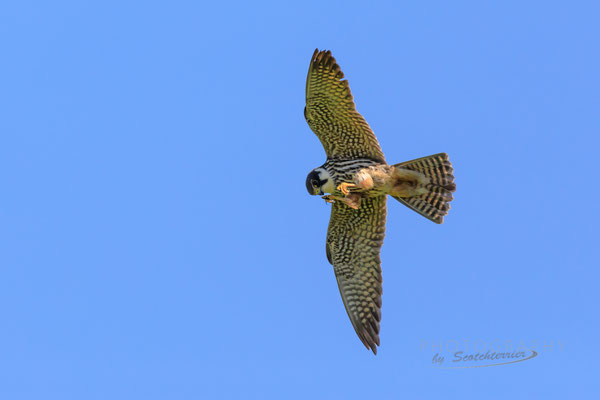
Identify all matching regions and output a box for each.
[304,49,456,354]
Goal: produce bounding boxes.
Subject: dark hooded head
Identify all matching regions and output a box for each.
[305,168,330,195]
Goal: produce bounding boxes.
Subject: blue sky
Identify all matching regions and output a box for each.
[1,1,599,398]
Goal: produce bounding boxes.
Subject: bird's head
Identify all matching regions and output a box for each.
[305,168,332,196]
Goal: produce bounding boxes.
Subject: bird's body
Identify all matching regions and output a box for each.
[318,159,434,198]
[304,49,456,354]
[313,158,380,195]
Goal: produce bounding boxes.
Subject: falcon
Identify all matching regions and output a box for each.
[304,49,456,354]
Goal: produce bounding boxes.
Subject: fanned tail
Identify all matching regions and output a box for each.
[392,153,456,224]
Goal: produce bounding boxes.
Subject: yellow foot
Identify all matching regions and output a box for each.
[337,182,357,196]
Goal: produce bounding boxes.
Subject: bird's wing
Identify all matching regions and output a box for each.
[326,196,387,354]
[305,49,386,162]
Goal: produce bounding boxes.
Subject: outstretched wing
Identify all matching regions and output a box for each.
[326,196,387,354]
[305,49,386,162]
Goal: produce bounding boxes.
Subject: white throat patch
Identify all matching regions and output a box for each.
[318,168,335,194]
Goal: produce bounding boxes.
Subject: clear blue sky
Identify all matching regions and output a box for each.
[1,1,598,399]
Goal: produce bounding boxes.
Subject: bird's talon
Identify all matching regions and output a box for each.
[337,182,355,196]
[322,195,335,204]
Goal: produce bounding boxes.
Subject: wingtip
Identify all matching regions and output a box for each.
[365,339,378,355]
[309,48,345,81]
[358,328,380,355]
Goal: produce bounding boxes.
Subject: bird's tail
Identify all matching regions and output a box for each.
[391,153,456,224]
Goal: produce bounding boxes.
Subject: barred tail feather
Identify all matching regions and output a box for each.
[392,153,456,224]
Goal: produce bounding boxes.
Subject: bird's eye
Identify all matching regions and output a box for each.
[305,170,323,196]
